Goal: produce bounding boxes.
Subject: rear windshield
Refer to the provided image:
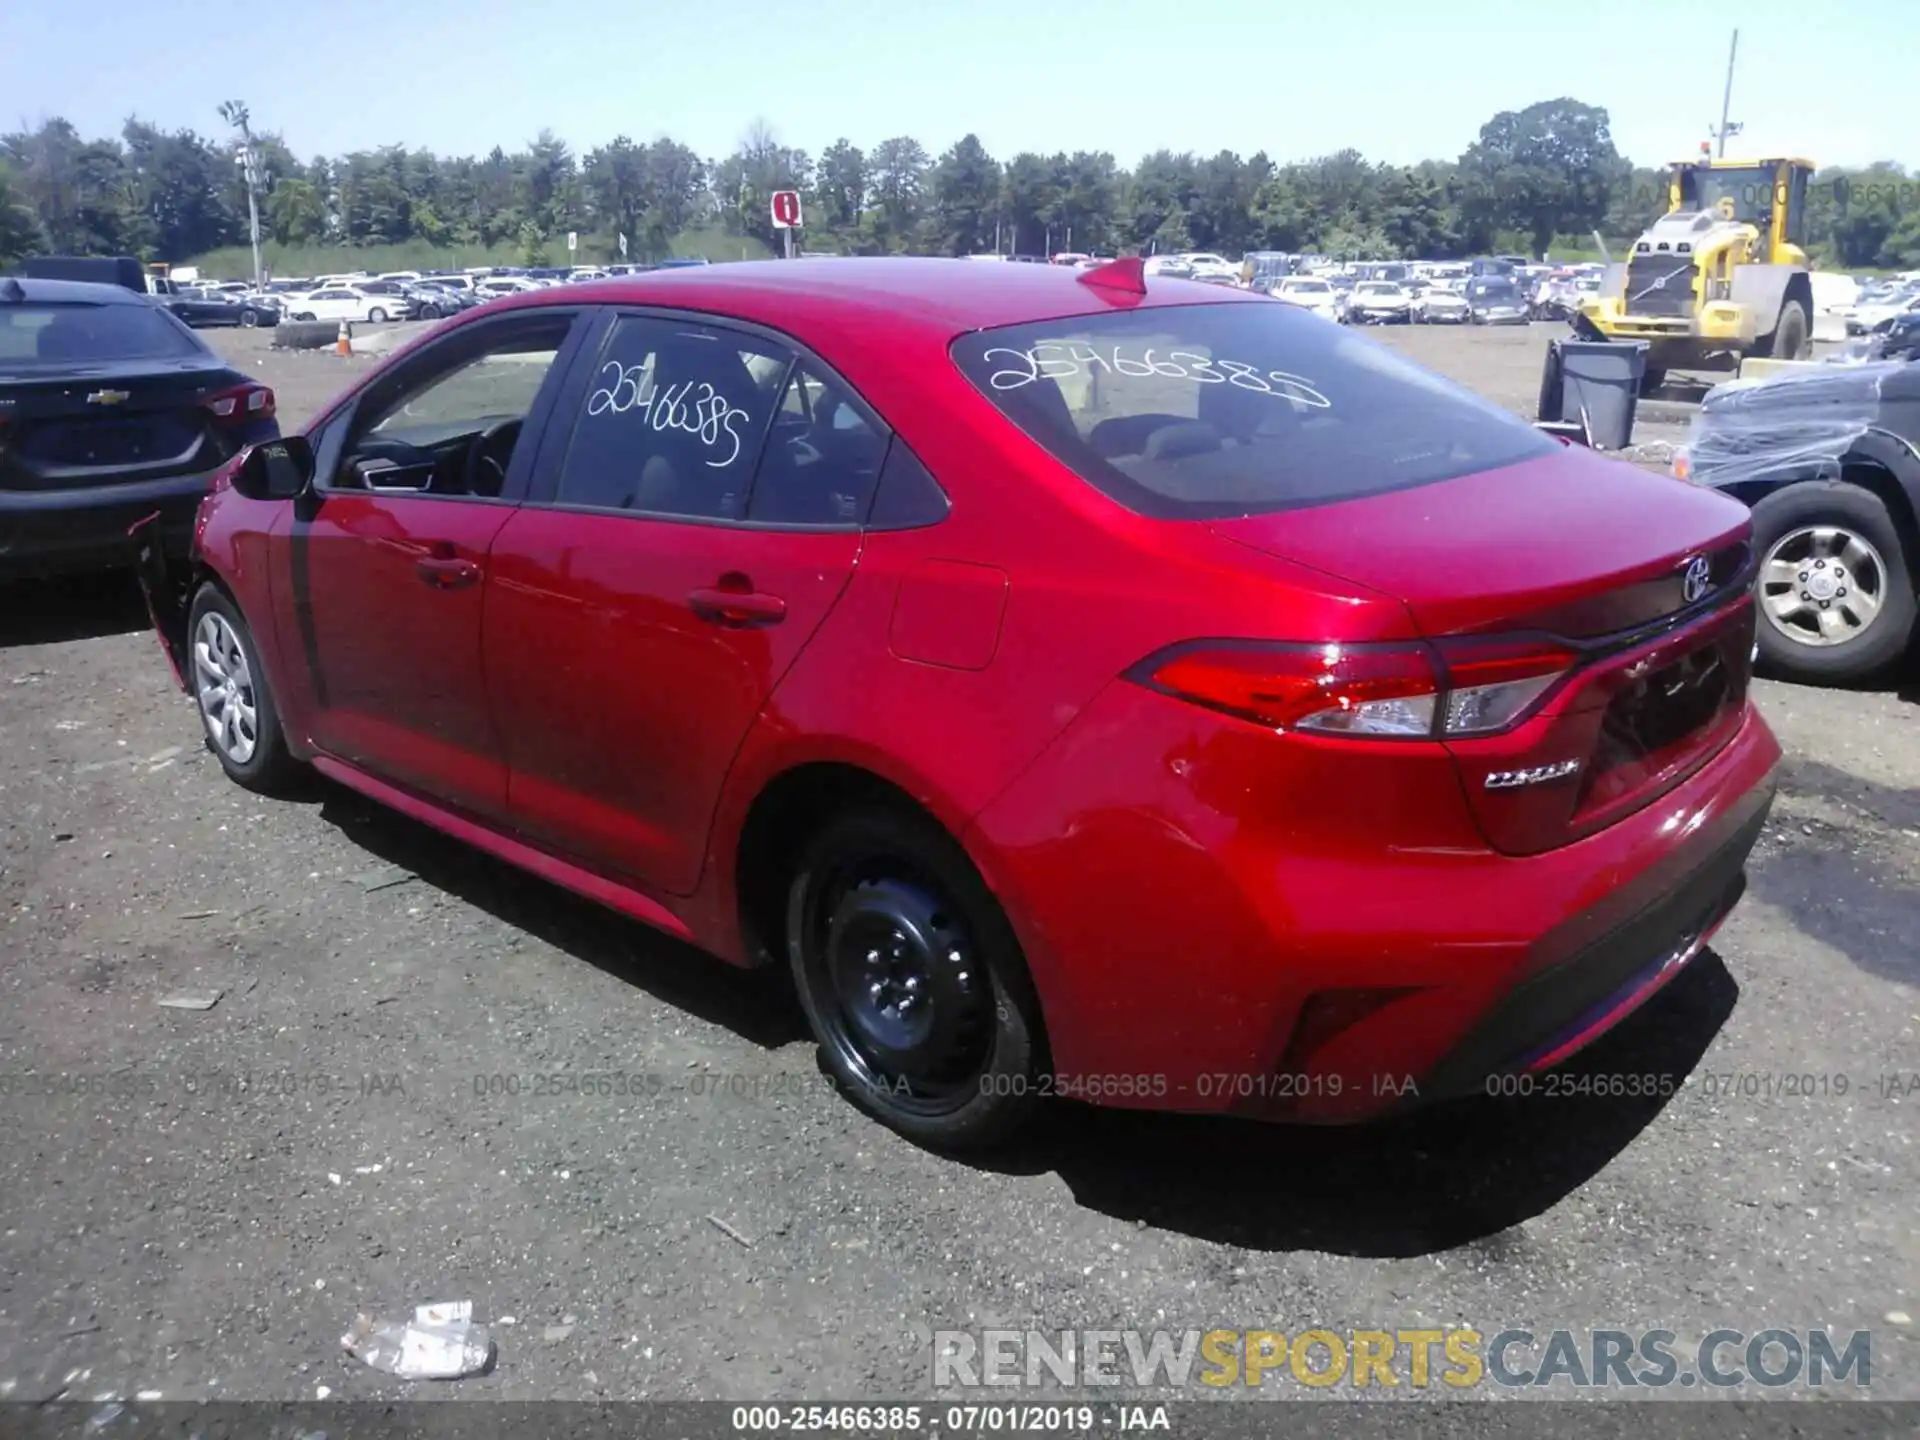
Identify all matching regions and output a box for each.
[951,301,1555,519]
[0,302,204,370]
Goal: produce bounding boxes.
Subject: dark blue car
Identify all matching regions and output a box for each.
[0,276,279,580]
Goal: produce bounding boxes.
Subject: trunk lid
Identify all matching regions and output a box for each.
[1210,444,1752,639]
[1211,446,1758,854]
[0,357,244,492]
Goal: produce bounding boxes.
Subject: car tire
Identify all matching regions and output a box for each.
[240,309,257,328]
[186,583,302,792]
[1765,299,1811,361]
[785,805,1046,1150]
[1750,480,1917,683]
[367,308,389,324]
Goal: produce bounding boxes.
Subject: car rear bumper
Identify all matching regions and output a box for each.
[966,684,1781,1123]
[0,466,218,580]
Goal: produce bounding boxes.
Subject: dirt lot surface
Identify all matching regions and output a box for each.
[0,319,1914,1408]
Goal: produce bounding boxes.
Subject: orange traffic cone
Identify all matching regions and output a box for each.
[335,320,351,357]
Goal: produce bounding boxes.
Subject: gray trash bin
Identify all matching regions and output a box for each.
[1548,339,1647,450]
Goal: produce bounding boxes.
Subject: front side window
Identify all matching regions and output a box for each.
[553,315,787,519]
[334,311,574,497]
[951,301,1555,520]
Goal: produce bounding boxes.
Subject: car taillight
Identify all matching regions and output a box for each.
[1433,635,1580,735]
[202,382,275,425]
[1130,638,1578,740]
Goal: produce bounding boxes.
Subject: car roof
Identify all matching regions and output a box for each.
[1,277,155,306]
[480,257,1263,344]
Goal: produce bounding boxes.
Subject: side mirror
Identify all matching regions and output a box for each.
[232,436,314,500]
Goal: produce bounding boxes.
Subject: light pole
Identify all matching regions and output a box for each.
[1713,29,1740,158]
[218,100,265,291]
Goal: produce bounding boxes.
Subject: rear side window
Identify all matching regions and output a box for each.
[554,315,786,519]
[749,362,888,525]
[950,302,1554,519]
[0,302,204,371]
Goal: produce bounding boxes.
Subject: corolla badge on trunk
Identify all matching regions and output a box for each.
[1484,758,1582,790]
[1681,554,1711,606]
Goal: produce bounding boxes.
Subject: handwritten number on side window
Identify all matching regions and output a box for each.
[980,345,1331,408]
[587,361,750,468]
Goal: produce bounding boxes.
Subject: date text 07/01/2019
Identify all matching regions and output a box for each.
[728,1405,1171,1434]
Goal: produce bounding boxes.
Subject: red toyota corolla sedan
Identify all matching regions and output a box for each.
[135,257,1780,1148]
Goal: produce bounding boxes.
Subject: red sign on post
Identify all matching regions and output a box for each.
[770,190,802,229]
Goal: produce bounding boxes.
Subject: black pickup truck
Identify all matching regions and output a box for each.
[1678,355,1920,684]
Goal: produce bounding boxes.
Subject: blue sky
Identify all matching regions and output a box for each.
[4,0,1910,169]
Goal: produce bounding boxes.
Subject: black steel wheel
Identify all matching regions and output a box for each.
[786,807,1043,1149]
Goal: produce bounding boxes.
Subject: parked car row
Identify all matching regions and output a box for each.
[1265,274,1527,326]
[1842,278,1920,336]
[195,261,720,329]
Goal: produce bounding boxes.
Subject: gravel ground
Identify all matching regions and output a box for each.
[0,319,1913,1409]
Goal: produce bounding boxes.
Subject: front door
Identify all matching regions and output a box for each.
[294,307,587,819]
[485,312,890,894]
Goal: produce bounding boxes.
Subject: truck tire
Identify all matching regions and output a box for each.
[1638,366,1667,398]
[1765,299,1811,361]
[1750,480,1916,684]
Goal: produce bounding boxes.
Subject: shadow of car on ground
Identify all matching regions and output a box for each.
[308,774,1740,1259]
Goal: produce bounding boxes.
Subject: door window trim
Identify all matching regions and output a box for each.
[313,306,594,507]
[523,304,894,533]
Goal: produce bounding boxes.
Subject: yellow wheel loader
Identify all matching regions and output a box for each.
[1577,157,1816,394]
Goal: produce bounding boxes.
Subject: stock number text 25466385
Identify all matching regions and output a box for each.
[981,343,1332,407]
[585,363,753,468]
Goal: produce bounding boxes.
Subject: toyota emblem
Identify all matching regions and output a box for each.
[1681,555,1711,605]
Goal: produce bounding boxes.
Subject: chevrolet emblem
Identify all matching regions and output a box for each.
[86,389,131,406]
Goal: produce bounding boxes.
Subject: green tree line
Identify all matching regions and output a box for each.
[4,99,1917,273]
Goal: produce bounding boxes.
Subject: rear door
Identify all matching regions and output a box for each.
[484,309,888,895]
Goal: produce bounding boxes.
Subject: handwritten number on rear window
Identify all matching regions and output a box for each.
[981,345,1330,408]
